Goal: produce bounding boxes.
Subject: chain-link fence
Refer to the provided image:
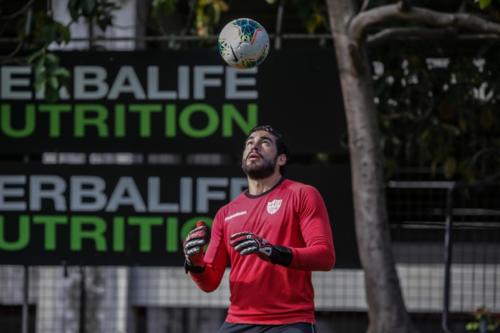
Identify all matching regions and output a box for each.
[388,180,500,333]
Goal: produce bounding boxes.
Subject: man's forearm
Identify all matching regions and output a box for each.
[288,244,335,271]
[189,263,225,293]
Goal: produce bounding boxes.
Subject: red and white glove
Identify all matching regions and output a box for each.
[183,221,210,272]
[230,231,292,266]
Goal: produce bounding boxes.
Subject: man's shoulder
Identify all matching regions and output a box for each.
[216,192,247,215]
[282,178,318,194]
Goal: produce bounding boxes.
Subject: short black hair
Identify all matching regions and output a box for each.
[247,125,288,174]
[247,125,288,157]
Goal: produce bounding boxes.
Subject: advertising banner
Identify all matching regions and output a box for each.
[0,164,358,267]
[0,50,346,154]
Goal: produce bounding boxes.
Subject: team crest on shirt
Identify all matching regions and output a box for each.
[266,199,282,215]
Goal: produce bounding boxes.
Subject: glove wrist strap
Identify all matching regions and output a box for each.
[269,246,293,266]
[184,260,206,274]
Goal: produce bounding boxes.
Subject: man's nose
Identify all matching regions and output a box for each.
[247,141,258,150]
[250,144,260,152]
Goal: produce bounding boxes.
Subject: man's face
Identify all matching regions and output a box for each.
[241,130,285,179]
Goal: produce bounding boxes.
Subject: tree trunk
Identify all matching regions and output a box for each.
[326,1,418,333]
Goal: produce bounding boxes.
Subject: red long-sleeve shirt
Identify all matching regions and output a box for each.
[189,178,335,325]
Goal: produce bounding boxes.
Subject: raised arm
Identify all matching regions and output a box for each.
[229,186,335,271]
[184,214,228,292]
[288,186,335,271]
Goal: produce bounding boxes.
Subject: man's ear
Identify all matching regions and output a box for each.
[277,154,287,166]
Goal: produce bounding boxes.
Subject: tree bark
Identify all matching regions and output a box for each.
[349,4,500,42]
[326,1,418,333]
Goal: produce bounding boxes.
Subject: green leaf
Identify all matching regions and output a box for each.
[480,109,494,129]
[466,322,479,330]
[405,140,413,161]
[61,25,71,43]
[458,116,467,132]
[431,159,439,176]
[28,49,43,64]
[384,158,398,179]
[153,0,177,15]
[49,77,59,90]
[42,24,58,43]
[34,77,46,93]
[82,0,97,16]
[419,130,430,142]
[33,56,45,73]
[478,0,492,10]
[46,88,59,102]
[442,123,461,136]
[45,53,59,65]
[53,68,70,78]
[68,0,80,21]
[96,16,112,30]
[444,157,457,179]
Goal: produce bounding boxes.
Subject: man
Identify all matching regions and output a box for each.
[184,125,335,333]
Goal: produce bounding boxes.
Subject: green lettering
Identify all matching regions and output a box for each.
[129,217,162,252]
[114,104,126,137]
[0,215,30,251]
[165,104,176,137]
[71,216,107,251]
[222,103,258,137]
[166,217,178,252]
[113,217,125,252]
[74,104,109,138]
[0,104,35,138]
[179,104,219,138]
[180,217,212,240]
[129,104,161,137]
[39,104,71,137]
[33,215,67,251]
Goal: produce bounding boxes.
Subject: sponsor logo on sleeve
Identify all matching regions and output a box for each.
[224,210,247,222]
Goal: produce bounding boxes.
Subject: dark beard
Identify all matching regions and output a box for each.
[241,156,277,180]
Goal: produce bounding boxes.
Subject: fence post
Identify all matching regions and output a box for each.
[22,265,29,333]
[442,184,455,333]
[79,266,86,333]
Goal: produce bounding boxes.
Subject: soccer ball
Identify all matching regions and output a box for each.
[218,18,270,69]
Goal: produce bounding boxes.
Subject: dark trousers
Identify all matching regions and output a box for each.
[217,322,317,333]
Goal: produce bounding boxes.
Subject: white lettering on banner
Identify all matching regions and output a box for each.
[147,177,179,212]
[30,176,67,211]
[0,65,258,101]
[225,67,258,99]
[106,177,147,212]
[196,177,228,213]
[74,66,108,99]
[108,66,146,100]
[0,66,32,99]
[194,66,224,99]
[70,176,107,211]
[147,66,177,99]
[0,176,27,210]
[0,175,246,214]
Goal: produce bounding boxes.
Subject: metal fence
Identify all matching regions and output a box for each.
[388,180,500,333]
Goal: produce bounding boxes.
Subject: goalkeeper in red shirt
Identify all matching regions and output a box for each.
[183,125,335,333]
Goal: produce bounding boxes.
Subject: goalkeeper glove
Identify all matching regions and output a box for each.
[183,221,210,273]
[229,231,292,267]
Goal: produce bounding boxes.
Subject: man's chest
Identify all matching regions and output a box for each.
[222,193,297,241]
